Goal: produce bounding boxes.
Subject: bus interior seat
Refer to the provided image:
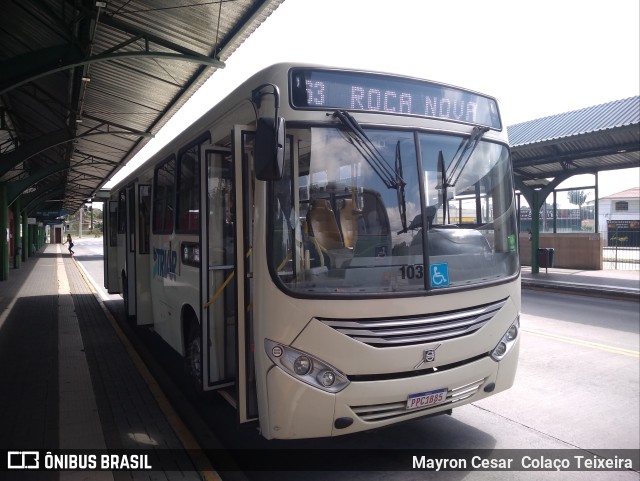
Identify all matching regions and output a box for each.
[349,192,393,259]
[272,194,289,270]
[358,191,388,236]
[308,199,343,251]
[307,199,353,267]
[338,198,359,249]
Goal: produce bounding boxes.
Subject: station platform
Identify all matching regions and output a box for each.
[521,266,639,301]
[0,244,217,480]
[0,244,637,479]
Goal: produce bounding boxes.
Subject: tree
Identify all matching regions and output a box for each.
[567,190,588,207]
[567,190,591,231]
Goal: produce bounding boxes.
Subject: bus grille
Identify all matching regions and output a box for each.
[319,299,507,347]
[350,377,486,422]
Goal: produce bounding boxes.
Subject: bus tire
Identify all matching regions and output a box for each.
[185,322,203,393]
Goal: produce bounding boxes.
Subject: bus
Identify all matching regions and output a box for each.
[104,63,520,440]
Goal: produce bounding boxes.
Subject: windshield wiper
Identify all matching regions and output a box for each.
[445,126,489,187]
[437,150,448,224]
[395,140,409,234]
[332,110,405,190]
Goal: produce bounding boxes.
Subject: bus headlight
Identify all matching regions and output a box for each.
[490,316,520,361]
[293,356,312,375]
[265,339,350,393]
[317,370,336,387]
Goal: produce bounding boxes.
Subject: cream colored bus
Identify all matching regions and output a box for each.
[104,63,520,440]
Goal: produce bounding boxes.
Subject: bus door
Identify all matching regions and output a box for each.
[199,125,258,425]
[105,200,120,293]
[135,184,153,325]
[125,183,137,317]
[233,125,258,423]
[200,147,238,395]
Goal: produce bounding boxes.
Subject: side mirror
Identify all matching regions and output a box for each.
[255,116,285,181]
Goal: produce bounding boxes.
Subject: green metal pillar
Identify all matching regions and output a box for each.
[28,224,34,257]
[12,197,21,268]
[0,185,8,281]
[530,190,540,274]
[21,210,28,262]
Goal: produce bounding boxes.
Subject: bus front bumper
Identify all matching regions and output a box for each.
[264,341,519,439]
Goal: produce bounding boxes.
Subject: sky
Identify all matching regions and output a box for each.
[104,0,640,196]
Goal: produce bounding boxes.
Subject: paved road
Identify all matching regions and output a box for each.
[475,289,639,448]
[74,237,640,481]
[71,236,120,302]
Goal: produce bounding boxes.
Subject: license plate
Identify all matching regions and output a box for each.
[406,388,448,410]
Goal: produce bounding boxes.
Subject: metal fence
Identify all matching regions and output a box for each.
[603,246,640,270]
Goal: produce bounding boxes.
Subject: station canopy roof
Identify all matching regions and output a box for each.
[0,0,283,222]
[1,3,638,224]
[508,96,640,189]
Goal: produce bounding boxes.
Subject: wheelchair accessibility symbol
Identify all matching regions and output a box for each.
[430,263,450,288]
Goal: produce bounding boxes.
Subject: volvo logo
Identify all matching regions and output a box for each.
[414,344,441,369]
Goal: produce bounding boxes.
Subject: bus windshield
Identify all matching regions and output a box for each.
[269,126,518,296]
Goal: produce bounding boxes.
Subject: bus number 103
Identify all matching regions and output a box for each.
[399,264,424,280]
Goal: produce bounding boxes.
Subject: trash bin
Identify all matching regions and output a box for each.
[537,248,555,268]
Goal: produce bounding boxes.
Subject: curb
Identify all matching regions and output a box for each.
[522,280,639,302]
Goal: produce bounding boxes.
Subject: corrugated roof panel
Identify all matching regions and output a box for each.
[508,96,640,147]
[106,0,252,55]
[510,95,639,184]
[86,67,182,114]
[1,1,69,58]
[1,0,284,215]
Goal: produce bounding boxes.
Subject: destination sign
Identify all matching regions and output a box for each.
[290,68,501,129]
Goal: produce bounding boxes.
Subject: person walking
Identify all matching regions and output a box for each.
[63,233,74,255]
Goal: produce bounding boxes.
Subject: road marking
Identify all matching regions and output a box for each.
[523,328,640,358]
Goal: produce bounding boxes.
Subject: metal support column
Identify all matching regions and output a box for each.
[12,197,21,269]
[0,185,8,280]
[530,190,540,274]
[21,210,28,262]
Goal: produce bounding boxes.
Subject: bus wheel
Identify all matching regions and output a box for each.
[185,323,203,393]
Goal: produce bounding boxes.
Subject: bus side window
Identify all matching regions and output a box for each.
[153,156,176,234]
[138,185,151,254]
[109,201,118,247]
[177,134,209,234]
[117,190,126,234]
